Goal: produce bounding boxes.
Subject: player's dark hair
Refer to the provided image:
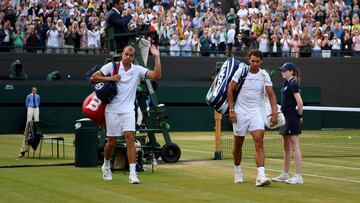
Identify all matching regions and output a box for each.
[248,49,264,60]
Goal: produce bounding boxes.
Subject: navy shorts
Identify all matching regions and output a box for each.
[279,113,302,136]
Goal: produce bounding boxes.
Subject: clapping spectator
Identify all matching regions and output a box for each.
[331,34,341,57]
[321,33,332,58]
[281,30,292,57]
[352,30,360,56]
[169,33,180,56]
[342,32,352,57]
[46,23,60,54]
[0,20,13,52]
[12,24,24,53]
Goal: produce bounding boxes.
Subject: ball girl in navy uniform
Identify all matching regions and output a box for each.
[272,62,304,184]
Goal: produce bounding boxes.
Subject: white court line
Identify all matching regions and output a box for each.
[216,162,360,184]
[182,148,360,171]
[268,158,360,171]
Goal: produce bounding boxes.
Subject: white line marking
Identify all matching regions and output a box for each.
[217,162,360,184]
[269,158,360,171]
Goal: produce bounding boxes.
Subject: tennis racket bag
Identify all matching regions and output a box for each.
[94,62,120,104]
[205,58,249,114]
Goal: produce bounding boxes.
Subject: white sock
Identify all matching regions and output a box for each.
[234,165,242,173]
[257,166,265,177]
[104,159,110,168]
[129,163,136,175]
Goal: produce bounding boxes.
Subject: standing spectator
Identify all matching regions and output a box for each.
[187,0,196,17]
[18,86,40,158]
[179,32,192,57]
[209,26,218,56]
[331,34,342,57]
[227,24,236,56]
[299,34,313,57]
[342,32,352,57]
[312,32,323,58]
[280,30,292,57]
[269,35,282,57]
[64,22,79,54]
[15,14,27,33]
[56,19,67,53]
[257,33,269,57]
[0,20,13,52]
[291,34,301,58]
[352,30,360,56]
[216,26,227,56]
[226,8,237,25]
[234,32,248,57]
[191,34,200,56]
[192,12,202,36]
[169,33,180,56]
[321,33,332,57]
[12,24,24,53]
[87,23,100,54]
[331,22,344,39]
[46,24,60,54]
[24,24,40,53]
[79,21,88,53]
[199,29,211,56]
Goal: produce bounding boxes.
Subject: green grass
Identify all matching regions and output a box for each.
[1,132,360,203]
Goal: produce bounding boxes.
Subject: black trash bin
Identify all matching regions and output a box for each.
[74,118,99,167]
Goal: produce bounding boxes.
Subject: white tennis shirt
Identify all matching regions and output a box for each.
[232,69,272,115]
[100,62,148,114]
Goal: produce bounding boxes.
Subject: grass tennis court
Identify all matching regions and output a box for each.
[1,132,359,203]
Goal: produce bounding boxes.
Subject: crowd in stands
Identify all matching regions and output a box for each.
[1,0,360,57]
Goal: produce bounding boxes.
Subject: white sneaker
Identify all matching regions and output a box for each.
[255,175,271,187]
[129,174,140,184]
[272,172,290,182]
[101,165,112,181]
[234,171,244,183]
[285,174,304,184]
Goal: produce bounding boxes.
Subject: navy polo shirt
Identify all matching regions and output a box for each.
[280,78,299,115]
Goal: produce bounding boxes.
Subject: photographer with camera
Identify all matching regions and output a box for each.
[105,0,133,53]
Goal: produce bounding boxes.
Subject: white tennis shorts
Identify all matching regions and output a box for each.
[105,111,135,137]
[232,111,264,136]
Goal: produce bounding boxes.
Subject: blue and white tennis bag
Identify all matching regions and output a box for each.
[205,58,249,114]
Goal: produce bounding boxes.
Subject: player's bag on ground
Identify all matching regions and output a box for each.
[82,92,106,126]
[205,58,249,114]
[92,62,120,104]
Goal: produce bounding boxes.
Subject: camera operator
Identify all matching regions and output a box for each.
[105,0,132,53]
